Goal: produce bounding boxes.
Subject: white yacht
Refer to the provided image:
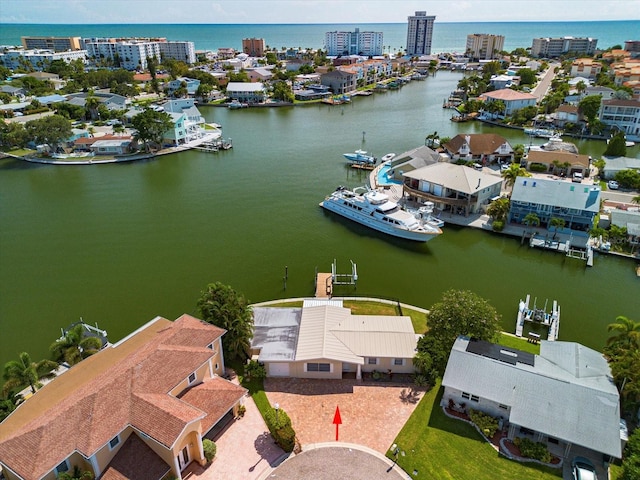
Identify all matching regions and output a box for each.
[320,186,443,242]
[343,149,376,164]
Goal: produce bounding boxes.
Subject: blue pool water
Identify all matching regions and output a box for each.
[377,163,403,186]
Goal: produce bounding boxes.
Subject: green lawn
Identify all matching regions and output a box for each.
[390,381,562,480]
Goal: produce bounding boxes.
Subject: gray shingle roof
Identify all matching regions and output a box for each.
[442,337,621,458]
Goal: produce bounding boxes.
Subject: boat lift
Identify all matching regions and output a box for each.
[315,259,358,298]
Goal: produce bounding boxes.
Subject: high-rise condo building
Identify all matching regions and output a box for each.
[531,37,598,58]
[325,28,383,56]
[406,11,436,55]
[465,34,505,60]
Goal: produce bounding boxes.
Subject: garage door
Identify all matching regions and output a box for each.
[269,363,290,377]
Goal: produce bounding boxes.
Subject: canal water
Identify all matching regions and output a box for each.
[1,71,638,370]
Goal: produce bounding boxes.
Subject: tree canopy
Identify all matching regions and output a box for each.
[604,131,627,157]
[50,323,103,366]
[578,94,602,123]
[197,282,254,360]
[415,289,501,376]
[501,163,531,187]
[604,316,640,417]
[24,114,72,150]
[3,352,57,395]
[131,109,173,152]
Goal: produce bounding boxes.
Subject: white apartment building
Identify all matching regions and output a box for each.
[0,49,87,71]
[325,28,383,56]
[83,38,196,70]
[531,36,598,58]
[599,99,640,137]
[465,34,505,60]
[406,11,436,56]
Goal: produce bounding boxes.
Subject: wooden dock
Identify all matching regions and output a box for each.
[315,272,332,298]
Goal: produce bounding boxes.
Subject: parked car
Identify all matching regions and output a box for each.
[572,172,583,183]
[607,180,619,190]
[572,456,597,480]
[500,163,511,172]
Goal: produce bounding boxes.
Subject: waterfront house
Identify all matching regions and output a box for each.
[442,133,514,164]
[479,89,537,117]
[225,82,267,103]
[508,177,600,234]
[65,91,128,111]
[160,99,209,145]
[250,300,417,380]
[320,70,357,94]
[524,150,589,177]
[552,104,581,127]
[0,314,247,480]
[90,138,134,155]
[73,134,132,152]
[402,162,502,216]
[386,145,442,182]
[442,337,621,462]
[601,155,640,180]
[489,74,514,90]
[598,99,640,138]
[609,209,640,253]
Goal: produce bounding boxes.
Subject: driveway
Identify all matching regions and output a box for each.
[264,378,424,453]
[184,391,285,480]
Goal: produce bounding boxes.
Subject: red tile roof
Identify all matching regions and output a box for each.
[0,314,242,480]
[480,88,537,101]
[99,433,171,480]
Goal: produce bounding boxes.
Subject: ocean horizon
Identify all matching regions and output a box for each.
[1,20,638,54]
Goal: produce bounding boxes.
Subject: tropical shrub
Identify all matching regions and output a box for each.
[244,360,266,380]
[274,425,296,452]
[514,437,552,463]
[264,404,296,452]
[492,220,505,231]
[529,163,547,172]
[468,409,499,438]
[202,439,216,462]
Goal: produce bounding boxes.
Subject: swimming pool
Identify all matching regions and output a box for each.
[377,163,403,186]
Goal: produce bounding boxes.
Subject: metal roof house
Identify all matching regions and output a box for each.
[250,300,418,379]
[442,337,621,461]
[508,177,601,235]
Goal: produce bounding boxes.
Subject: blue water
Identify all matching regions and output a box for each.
[377,163,402,186]
[1,21,638,53]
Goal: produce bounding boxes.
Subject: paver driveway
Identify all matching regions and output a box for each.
[264,378,423,453]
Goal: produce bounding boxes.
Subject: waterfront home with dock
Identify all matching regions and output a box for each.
[250,300,417,380]
[402,162,502,216]
[479,89,537,117]
[442,337,621,470]
[508,177,601,234]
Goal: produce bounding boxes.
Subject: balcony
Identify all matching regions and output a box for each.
[403,184,469,207]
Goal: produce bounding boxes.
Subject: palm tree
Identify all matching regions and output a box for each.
[50,323,103,366]
[549,217,565,240]
[486,197,510,222]
[0,391,23,422]
[632,195,640,205]
[3,352,58,395]
[523,212,540,229]
[607,316,640,348]
[501,163,531,188]
[425,131,439,148]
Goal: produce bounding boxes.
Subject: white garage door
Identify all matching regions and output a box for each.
[269,363,290,377]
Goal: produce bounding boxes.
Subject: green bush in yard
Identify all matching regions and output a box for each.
[202,438,216,462]
[514,437,552,463]
[468,409,499,438]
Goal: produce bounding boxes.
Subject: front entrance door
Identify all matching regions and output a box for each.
[177,446,190,470]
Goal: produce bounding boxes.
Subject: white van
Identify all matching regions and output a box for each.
[572,172,583,183]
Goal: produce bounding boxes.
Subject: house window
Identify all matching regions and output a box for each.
[188,372,197,384]
[367,357,378,365]
[461,392,470,400]
[499,404,508,410]
[470,395,480,403]
[207,342,214,350]
[109,434,120,450]
[548,436,559,444]
[215,363,219,370]
[306,363,331,372]
[394,358,404,366]
[55,459,70,474]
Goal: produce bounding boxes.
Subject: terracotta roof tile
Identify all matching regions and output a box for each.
[99,433,170,480]
[0,315,232,479]
[444,133,511,155]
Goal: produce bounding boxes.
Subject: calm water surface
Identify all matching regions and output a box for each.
[1,71,638,370]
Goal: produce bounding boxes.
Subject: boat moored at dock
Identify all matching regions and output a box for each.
[319,186,443,242]
[343,149,376,165]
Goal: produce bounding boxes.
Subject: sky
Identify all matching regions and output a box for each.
[1,0,638,24]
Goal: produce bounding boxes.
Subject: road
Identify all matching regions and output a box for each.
[532,62,560,102]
